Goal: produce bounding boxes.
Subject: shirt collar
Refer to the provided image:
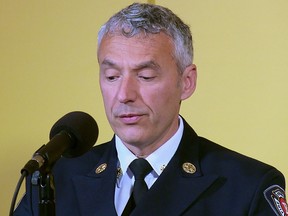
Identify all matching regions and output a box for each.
[115,135,137,176]
[116,116,184,177]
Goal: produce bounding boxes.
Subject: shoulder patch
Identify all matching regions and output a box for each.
[264,185,288,216]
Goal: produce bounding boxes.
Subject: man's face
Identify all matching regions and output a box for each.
[98,33,196,155]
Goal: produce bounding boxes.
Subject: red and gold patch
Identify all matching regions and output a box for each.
[264,185,288,216]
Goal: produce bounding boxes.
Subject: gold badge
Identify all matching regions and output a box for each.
[160,164,166,172]
[95,163,107,174]
[182,162,196,174]
[117,167,122,178]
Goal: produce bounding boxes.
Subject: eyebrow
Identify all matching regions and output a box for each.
[134,60,160,72]
[101,59,117,68]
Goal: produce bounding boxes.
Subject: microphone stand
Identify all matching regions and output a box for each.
[33,169,56,216]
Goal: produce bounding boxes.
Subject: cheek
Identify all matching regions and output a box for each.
[156,79,181,100]
[142,84,181,113]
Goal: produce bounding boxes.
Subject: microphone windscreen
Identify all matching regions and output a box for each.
[49,111,98,158]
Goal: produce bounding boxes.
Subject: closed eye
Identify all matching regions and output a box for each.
[138,75,156,81]
[106,76,119,82]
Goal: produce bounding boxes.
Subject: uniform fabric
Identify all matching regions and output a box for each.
[14,118,286,216]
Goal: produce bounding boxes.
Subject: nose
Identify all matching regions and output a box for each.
[117,76,137,103]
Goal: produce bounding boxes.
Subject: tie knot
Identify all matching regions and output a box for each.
[129,158,152,180]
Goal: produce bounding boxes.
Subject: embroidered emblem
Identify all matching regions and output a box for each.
[182,162,196,174]
[264,185,288,216]
[95,163,107,174]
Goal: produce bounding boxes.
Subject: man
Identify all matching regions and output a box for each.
[15,3,287,216]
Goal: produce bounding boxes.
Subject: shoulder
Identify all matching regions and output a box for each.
[196,136,286,195]
[181,118,280,178]
[198,136,278,175]
[196,137,287,214]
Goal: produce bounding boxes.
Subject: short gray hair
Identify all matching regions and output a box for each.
[98,3,193,73]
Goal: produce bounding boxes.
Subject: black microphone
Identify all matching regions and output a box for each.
[21,111,98,175]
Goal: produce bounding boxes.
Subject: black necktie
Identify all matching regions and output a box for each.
[129,158,153,205]
[122,158,152,216]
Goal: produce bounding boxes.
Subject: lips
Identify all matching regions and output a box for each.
[118,113,143,124]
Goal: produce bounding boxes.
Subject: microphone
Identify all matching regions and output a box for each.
[21,111,98,175]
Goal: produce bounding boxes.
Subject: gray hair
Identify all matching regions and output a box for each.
[97,3,193,73]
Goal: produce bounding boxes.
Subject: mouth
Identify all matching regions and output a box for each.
[118,113,144,124]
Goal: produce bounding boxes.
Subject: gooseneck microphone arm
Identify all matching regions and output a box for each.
[21,130,75,175]
[10,111,98,216]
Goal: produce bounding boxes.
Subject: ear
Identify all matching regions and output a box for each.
[180,64,197,100]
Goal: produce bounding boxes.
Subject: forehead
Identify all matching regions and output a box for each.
[97,32,174,62]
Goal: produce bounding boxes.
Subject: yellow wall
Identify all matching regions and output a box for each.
[1,0,287,214]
